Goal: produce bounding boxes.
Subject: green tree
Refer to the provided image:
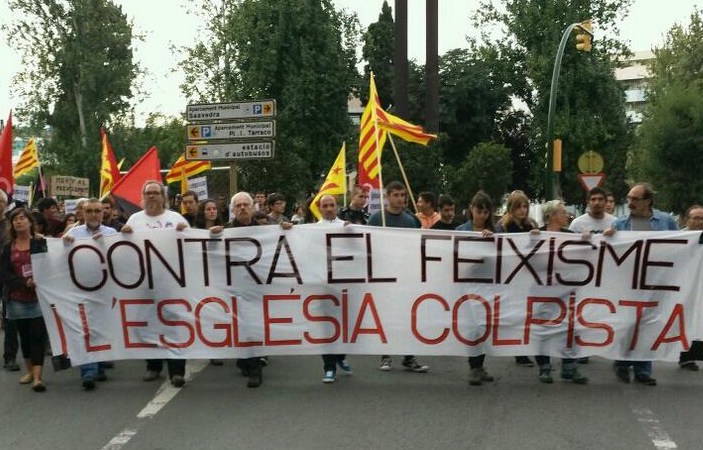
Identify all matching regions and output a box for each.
[446,142,513,209]
[630,10,703,214]
[361,0,395,106]
[475,0,632,203]
[179,0,360,201]
[5,0,140,193]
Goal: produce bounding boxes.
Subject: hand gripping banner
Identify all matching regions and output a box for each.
[32,226,703,365]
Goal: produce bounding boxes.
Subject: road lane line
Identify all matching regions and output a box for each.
[631,407,678,450]
[99,360,208,450]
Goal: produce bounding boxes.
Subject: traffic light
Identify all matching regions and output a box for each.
[553,139,562,172]
[575,21,593,52]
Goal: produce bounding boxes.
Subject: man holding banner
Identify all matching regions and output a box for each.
[121,181,189,388]
[63,198,117,390]
[605,182,679,386]
[369,181,429,374]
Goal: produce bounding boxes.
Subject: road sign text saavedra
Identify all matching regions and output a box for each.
[186,100,276,121]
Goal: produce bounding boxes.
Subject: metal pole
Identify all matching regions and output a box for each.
[425,0,439,132]
[394,0,408,117]
[546,22,580,200]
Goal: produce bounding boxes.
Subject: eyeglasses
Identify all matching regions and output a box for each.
[145,191,162,196]
[626,195,645,201]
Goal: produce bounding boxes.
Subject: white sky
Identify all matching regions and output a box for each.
[0,0,701,126]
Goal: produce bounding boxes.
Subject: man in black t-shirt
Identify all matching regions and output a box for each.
[431,195,458,231]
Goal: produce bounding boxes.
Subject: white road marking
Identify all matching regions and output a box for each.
[98,360,208,450]
[631,407,678,450]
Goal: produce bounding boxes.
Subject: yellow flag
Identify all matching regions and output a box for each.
[310,143,347,220]
[13,138,39,178]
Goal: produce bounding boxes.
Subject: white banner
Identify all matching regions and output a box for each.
[32,226,703,365]
[13,185,30,202]
[187,176,208,201]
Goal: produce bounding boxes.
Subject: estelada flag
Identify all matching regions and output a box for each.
[0,111,14,194]
[165,154,210,183]
[110,146,161,215]
[358,74,386,189]
[100,127,121,198]
[309,143,346,220]
[14,137,39,178]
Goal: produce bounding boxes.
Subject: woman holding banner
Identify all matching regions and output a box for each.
[456,191,496,386]
[495,190,537,368]
[0,208,48,392]
[530,200,588,384]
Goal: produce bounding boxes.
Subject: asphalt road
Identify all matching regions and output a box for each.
[1,347,702,450]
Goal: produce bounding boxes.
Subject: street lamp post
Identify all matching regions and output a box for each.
[545,21,593,200]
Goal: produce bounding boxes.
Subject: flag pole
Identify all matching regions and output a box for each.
[374,121,386,227]
[28,181,34,208]
[342,142,347,207]
[370,72,386,227]
[387,133,418,215]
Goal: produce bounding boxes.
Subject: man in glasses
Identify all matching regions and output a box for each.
[605,183,678,386]
[122,181,189,387]
[63,198,118,390]
[677,205,703,371]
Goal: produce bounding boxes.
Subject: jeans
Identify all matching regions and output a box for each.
[3,317,18,363]
[535,356,576,367]
[322,354,345,372]
[468,355,485,369]
[615,360,652,377]
[146,359,186,378]
[80,362,106,380]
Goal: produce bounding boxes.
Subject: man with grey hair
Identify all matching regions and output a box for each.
[316,195,352,383]
[63,198,118,390]
[605,183,678,386]
[122,181,189,387]
[225,192,291,388]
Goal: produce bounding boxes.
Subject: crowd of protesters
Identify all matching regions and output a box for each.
[1,179,702,393]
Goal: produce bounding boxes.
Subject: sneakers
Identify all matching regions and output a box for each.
[337,359,353,374]
[3,360,20,371]
[538,365,553,383]
[635,375,657,386]
[379,357,392,371]
[561,367,588,384]
[515,356,534,367]
[322,370,336,383]
[171,375,185,388]
[143,370,160,382]
[82,376,96,391]
[679,361,700,371]
[247,369,262,388]
[469,367,494,386]
[615,367,631,383]
[402,357,429,373]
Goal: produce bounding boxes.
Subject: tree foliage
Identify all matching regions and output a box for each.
[446,142,514,209]
[475,0,633,203]
[5,0,140,193]
[631,9,703,214]
[361,0,395,106]
[179,0,361,201]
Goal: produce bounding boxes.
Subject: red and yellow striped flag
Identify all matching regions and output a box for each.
[13,138,39,178]
[358,74,387,188]
[376,109,436,145]
[100,128,121,198]
[165,154,211,183]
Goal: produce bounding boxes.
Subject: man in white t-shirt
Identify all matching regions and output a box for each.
[122,181,189,387]
[316,195,351,383]
[569,187,616,234]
